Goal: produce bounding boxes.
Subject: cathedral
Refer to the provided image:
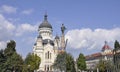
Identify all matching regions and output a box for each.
[33,14,67,72]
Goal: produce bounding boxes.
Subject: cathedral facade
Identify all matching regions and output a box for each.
[33,14,67,72]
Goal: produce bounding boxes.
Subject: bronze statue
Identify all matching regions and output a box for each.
[61,24,66,34]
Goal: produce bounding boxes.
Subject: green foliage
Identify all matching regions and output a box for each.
[4,40,16,57]
[0,49,6,71]
[114,40,120,49]
[53,52,66,72]
[0,40,41,71]
[96,60,106,72]
[96,60,114,72]
[66,53,76,72]
[113,40,120,71]
[24,53,41,71]
[0,40,24,72]
[4,52,24,72]
[77,53,86,71]
[53,52,76,72]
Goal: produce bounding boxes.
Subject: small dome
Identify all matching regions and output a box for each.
[55,35,59,39]
[39,14,52,28]
[37,34,42,38]
[102,41,111,51]
[34,43,37,45]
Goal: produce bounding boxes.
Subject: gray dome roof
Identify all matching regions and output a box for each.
[39,14,52,28]
[37,34,42,38]
[55,35,59,39]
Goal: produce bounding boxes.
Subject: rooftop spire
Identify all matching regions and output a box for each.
[105,41,107,45]
[44,12,47,21]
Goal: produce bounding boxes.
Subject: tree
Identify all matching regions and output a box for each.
[66,53,76,72]
[77,53,86,71]
[96,60,114,72]
[24,53,41,72]
[53,52,76,72]
[1,40,24,72]
[4,52,24,72]
[53,52,66,72]
[114,40,120,49]
[96,60,106,72]
[0,49,6,71]
[113,40,120,72]
[4,40,16,57]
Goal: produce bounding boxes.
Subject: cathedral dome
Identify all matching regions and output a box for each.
[39,14,52,28]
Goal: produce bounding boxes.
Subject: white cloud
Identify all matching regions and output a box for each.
[0,14,16,49]
[0,5,17,14]
[0,14,15,40]
[65,28,120,50]
[22,37,36,45]
[16,23,37,36]
[0,41,6,49]
[0,14,38,50]
[21,9,33,15]
[0,14,15,30]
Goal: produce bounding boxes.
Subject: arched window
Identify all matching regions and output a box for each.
[45,65,46,71]
[47,65,49,71]
[50,65,52,71]
[50,53,51,59]
[45,51,51,59]
[48,51,49,59]
[45,53,47,59]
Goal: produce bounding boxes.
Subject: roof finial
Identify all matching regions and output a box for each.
[105,41,107,45]
[44,11,47,21]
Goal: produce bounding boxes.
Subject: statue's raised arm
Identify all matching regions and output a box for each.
[61,24,66,34]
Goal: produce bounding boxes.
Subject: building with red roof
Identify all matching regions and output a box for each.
[85,41,113,70]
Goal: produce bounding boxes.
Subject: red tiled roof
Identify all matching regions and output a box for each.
[102,41,111,51]
[85,52,102,60]
[102,45,111,50]
[91,52,101,57]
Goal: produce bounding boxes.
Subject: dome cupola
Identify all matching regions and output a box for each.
[102,41,111,51]
[39,14,52,28]
[55,35,59,39]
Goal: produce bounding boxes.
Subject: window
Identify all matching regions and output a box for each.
[45,53,47,59]
[45,65,46,71]
[47,65,49,71]
[45,51,51,59]
[48,51,49,59]
[50,53,51,59]
[50,65,52,70]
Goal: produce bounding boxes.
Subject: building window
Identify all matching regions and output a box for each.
[50,65,52,70]
[47,65,49,71]
[45,65,46,71]
[50,53,51,59]
[48,51,49,59]
[45,51,51,59]
[45,53,47,59]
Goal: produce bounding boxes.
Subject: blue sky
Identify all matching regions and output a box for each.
[0,0,120,58]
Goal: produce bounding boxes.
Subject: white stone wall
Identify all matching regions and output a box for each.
[33,34,59,71]
[38,27,53,40]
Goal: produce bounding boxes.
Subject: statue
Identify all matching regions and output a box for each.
[61,24,66,34]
